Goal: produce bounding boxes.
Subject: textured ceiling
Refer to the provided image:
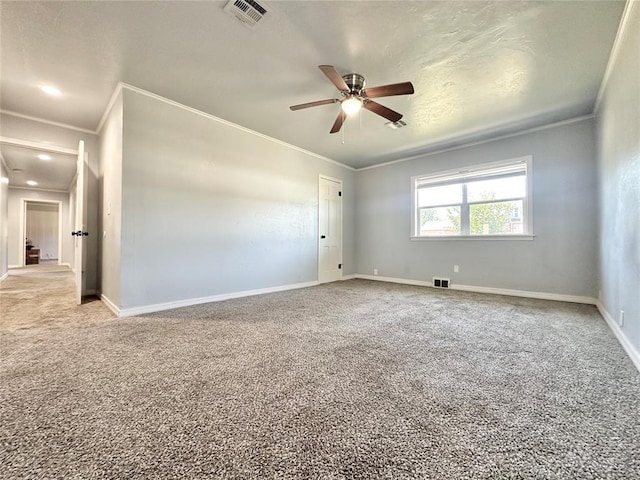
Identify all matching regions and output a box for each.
[0,0,626,189]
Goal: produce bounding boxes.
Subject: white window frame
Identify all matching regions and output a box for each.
[411,156,534,240]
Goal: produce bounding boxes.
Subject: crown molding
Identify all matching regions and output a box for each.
[594,0,636,114]
[357,114,595,171]
[0,110,97,135]
[98,82,355,172]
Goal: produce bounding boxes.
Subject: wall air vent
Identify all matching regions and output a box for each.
[223,0,269,29]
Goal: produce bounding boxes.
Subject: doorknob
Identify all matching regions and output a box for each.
[320,235,326,239]
[71,231,89,236]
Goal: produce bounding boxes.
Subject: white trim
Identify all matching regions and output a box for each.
[20,199,63,267]
[9,185,70,194]
[353,274,639,371]
[318,175,344,283]
[19,200,25,267]
[60,262,71,267]
[411,155,533,238]
[356,274,432,288]
[117,280,320,318]
[0,272,8,283]
[0,136,78,156]
[341,274,357,281]
[8,264,20,269]
[357,115,594,171]
[100,294,120,316]
[0,110,97,135]
[411,235,534,241]
[319,174,343,183]
[96,83,124,133]
[450,283,596,305]
[597,301,640,373]
[114,83,354,171]
[355,274,596,304]
[594,0,636,114]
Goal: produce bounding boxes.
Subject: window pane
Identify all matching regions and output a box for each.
[469,200,524,235]
[420,206,461,236]
[467,176,525,202]
[418,184,462,207]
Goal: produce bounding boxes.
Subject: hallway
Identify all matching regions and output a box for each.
[0,265,114,332]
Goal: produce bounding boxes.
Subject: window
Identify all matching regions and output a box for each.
[412,156,532,238]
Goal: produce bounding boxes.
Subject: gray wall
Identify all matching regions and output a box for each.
[596,2,640,355]
[0,160,8,278]
[0,113,100,293]
[99,92,124,309]
[116,88,355,310]
[356,118,598,298]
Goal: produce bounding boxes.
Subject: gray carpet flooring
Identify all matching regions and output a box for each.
[1,271,639,479]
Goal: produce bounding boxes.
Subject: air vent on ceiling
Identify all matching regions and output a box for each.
[223,0,269,29]
[386,120,407,130]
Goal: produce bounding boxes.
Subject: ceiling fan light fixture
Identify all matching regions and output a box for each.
[341,96,362,116]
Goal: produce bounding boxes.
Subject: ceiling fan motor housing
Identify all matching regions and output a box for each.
[342,73,365,94]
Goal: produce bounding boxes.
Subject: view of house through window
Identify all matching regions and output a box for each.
[413,157,531,237]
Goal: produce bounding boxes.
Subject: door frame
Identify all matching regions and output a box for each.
[1,137,79,269]
[318,174,343,283]
[19,199,63,266]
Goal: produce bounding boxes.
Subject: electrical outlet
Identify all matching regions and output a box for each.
[454,265,459,273]
[373,268,378,275]
[619,310,625,327]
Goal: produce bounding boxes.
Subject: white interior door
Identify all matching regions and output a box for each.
[73,140,87,305]
[318,176,343,283]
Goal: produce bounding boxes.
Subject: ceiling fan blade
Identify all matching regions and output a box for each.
[319,65,349,92]
[363,82,414,98]
[329,111,347,134]
[290,99,339,111]
[364,100,403,122]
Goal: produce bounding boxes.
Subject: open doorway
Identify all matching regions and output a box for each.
[23,200,62,266]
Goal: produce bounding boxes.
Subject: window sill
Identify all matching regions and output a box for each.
[410,234,535,241]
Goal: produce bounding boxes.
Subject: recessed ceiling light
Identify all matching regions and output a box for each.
[40,85,62,97]
[37,154,52,161]
[26,180,38,186]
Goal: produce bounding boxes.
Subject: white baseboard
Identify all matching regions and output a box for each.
[0,271,8,282]
[60,262,71,267]
[354,274,595,304]
[8,264,20,269]
[100,294,120,316]
[341,274,357,281]
[353,274,639,372]
[450,283,597,305]
[597,301,640,373]
[356,274,432,287]
[117,280,320,317]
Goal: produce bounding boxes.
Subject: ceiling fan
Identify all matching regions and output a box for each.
[290,65,414,134]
